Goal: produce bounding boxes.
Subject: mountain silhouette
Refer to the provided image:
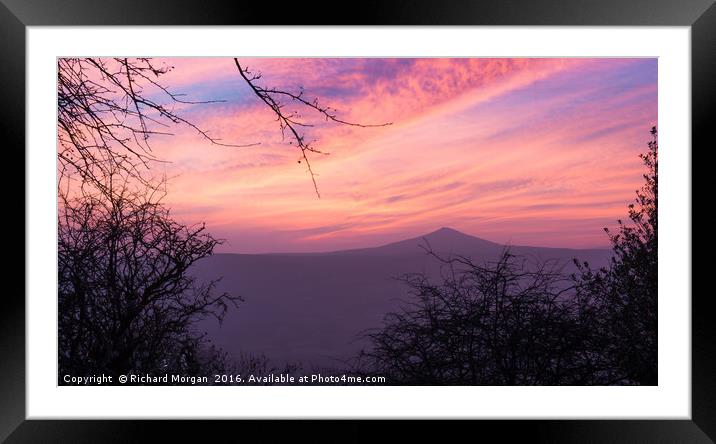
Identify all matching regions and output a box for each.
[193,228,611,368]
[324,227,503,256]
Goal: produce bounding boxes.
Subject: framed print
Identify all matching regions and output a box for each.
[4,0,714,441]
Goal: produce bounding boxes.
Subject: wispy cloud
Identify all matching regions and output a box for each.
[138,57,657,253]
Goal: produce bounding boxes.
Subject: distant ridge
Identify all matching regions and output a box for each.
[231,227,609,257]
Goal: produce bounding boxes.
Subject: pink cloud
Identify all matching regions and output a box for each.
[77,57,657,253]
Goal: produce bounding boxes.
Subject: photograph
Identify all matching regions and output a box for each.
[57,56,658,386]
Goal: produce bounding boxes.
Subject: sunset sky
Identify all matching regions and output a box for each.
[143,57,657,253]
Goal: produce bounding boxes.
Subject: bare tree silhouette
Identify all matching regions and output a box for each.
[58,172,241,380]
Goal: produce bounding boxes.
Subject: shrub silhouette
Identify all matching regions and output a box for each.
[58,175,241,381]
[359,250,602,385]
[572,127,658,385]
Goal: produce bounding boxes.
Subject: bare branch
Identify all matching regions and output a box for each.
[58,58,259,190]
[234,58,392,197]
